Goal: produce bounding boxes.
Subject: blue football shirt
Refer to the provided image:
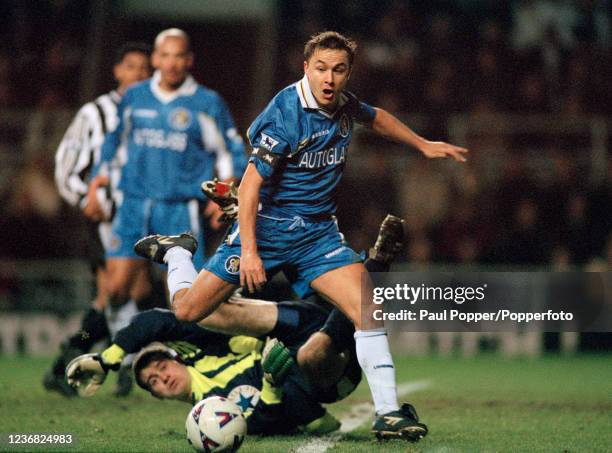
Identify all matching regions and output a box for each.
[247,75,376,217]
[96,71,247,201]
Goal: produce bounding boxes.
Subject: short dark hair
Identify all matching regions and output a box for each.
[114,42,151,65]
[133,350,174,395]
[304,31,357,66]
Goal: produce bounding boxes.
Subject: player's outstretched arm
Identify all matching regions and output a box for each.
[65,351,121,397]
[238,163,267,293]
[371,107,468,162]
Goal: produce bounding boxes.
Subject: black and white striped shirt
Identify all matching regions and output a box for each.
[55,90,124,216]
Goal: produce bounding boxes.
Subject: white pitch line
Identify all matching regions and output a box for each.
[295,380,431,453]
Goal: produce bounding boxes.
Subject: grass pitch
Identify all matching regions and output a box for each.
[0,354,610,452]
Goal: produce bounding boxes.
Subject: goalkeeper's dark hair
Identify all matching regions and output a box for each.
[133,350,178,397]
[114,42,152,65]
[304,31,357,66]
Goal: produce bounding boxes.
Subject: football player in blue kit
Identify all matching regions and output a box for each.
[137,31,467,441]
[87,29,247,316]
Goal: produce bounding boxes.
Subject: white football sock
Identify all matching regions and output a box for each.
[164,247,198,304]
[354,329,400,415]
[105,299,138,339]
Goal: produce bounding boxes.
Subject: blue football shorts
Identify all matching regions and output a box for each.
[205,213,361,297]
[106,196,207,270]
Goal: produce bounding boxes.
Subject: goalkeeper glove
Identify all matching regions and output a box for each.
[65,353,119,397]
[261,338,294,386]
[201,179,239,223]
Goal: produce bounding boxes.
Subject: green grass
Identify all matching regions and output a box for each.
[0,355,610,452]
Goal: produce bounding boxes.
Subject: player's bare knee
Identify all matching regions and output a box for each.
[106,278,132,305]
[173,292,205,322]
[129,280,152,303]
[107,291,130,307]
[298,334,346,389]
[172,301,197,322]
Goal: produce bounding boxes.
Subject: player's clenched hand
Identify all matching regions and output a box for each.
[84,175,109,221]
[419,140,468,162]
[240,250,266,293]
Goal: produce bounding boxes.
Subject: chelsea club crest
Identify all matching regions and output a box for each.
[225,255,241,275]
[339,113,350,137]
[168,107,192,131]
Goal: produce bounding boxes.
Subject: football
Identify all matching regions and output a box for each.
[185,396,247,453]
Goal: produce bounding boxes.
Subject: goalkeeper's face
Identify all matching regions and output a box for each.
[139,358,191,399]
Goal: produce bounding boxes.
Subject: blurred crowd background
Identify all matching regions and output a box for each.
[0,0,610,312]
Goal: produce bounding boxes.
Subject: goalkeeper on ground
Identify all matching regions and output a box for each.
[68,302,359,435]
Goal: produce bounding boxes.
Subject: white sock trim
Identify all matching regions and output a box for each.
[354,328,387,338]
[165,247,198,304]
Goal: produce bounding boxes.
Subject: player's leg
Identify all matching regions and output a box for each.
[135,233,238,322]
[296,262,393,389]
[128,264,153,307]
[200,294,280,336]
[104,197,153,321]
[104,258,146,326]
[43,224,112,396]
[104,202,155,396]
[311,265,427,440]
[105,258,146,302]
[174,270,238,321]
[297,214,405,383]
[306,216,426,441]
[106,262,154,397]
[103,259,149,396]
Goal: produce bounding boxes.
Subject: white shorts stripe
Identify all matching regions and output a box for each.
[188,199,200,235]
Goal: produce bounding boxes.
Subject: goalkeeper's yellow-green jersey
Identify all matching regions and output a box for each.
[105,308,331,434]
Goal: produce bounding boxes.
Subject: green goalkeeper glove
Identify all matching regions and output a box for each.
[65,353,119,397]
[261,338,294,386]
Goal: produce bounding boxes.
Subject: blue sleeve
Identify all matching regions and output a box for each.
[213,95,248,180]
[355,100,376,124]
[345,91,376,125]
[246,101,294,181]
